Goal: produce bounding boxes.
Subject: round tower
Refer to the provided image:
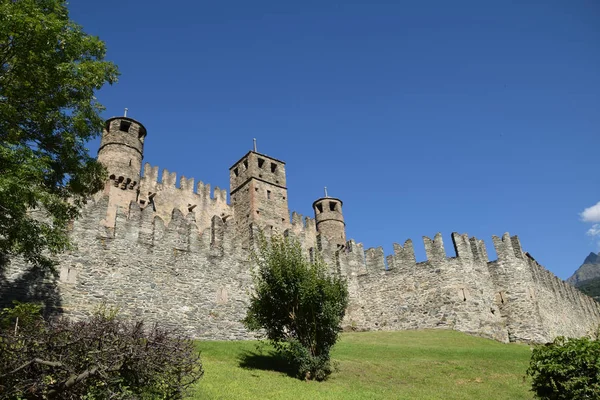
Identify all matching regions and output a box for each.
[312,195,346,248]
[97,116,147,190]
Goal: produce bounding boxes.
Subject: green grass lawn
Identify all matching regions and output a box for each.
[191,329,534,400]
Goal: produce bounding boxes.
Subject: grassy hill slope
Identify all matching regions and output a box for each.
[191,330,533,400]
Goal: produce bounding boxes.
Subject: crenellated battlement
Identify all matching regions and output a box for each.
[345,232,525,274]
[331,231,599,343]
[102,198,241,258]
[141,163,228,203]
[289,211,317,235]
[491,233,524,261]
[78,192,600,344]
[136,163,232,233]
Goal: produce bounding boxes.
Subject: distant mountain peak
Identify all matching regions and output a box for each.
[584,252,600,265]
[568,252,600,286]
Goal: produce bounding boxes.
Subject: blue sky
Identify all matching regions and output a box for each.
[70,1,599,279]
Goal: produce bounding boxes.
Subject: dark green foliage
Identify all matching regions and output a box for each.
[575,278,600,302]
[527,336,600,400]
[0,300,44,331]
[0,0,118,268]
[0,302,204,399]
[243,235,348,381]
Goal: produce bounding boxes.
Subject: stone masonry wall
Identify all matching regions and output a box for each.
[313,198,346,249]
[230,151,290,248]
[335,232,600,343]
[1,197,252,340]
[527,254,600,340]
[2,198,600,343]
[338,234,508,342]
[137,163,232,235]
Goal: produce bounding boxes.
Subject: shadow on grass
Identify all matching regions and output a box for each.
[238,350,297,378]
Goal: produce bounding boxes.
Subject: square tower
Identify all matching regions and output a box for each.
[230,151,290,245]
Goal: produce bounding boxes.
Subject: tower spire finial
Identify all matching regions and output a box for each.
[253,138,257,152]
[324,186,328,198]
[124,107,128,117]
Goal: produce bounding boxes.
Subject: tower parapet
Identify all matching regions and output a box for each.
[97,116,147,226]
[229,151,290,246]
[97,117,147,189]
[313,196,346,249]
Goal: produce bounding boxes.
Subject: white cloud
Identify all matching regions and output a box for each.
[587,224,600,237]
[580,202,600,223]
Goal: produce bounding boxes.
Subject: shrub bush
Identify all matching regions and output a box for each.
[243,235,348,381]
[0,302,203,399]
[527,336,600,400]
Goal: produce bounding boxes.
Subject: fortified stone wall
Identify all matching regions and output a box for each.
[2,197,600,343]
[2,115,600,344]
[1,197,252,340]
[527,254,600,340]
[336,234,508,342]
[331,233,600,343]
[288,212,319,254]
[137,163,232,234]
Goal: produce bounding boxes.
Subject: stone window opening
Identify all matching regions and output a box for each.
[329,202,337,212]
[316,203,323,213]
[243,159,248,170]
[258,158,265,169]
[270,163,277,173]
[121,178,131,190]
[461,288,467,301]
[267,190,271,199]
[119,121,131,132]
[233,168,239,177]
[256,210,260,215]
[129,159,132,166]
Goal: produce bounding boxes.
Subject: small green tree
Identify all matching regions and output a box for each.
[0,0,118,269]
[243,235,348,381]
[526,336,600,399]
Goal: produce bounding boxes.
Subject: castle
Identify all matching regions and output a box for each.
[2,115,599,343]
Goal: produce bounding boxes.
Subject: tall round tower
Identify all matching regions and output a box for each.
[97,116,147,190]
[312,194,346,249]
